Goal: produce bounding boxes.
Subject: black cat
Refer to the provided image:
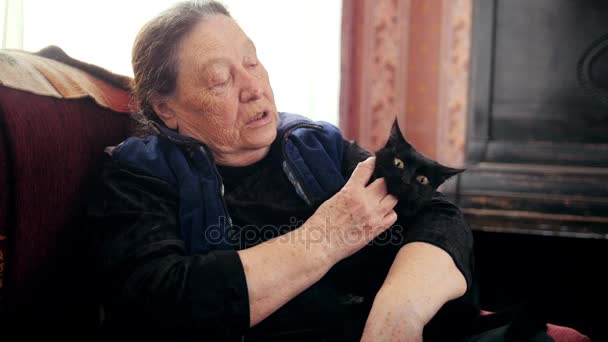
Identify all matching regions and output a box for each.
[373,122,553,341]
[373,120,464,216]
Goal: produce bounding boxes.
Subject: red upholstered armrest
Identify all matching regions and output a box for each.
[480,310,591,342]
[0,47,133,337]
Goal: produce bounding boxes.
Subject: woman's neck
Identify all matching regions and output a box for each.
[213,145,271,167]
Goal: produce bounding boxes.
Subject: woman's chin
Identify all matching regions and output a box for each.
[244,118,277,146]
[243,128,277,150]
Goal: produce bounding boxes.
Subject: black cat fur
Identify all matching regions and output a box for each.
[373,120,464,216]
[372,121,551,341]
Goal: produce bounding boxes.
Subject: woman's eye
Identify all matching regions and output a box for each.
[212,78,229,88]
[244,55,259,69]
[416,175,430,185]
[393,158,405,169]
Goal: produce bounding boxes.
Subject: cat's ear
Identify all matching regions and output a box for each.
[438,165,465,184]
[388,119,408,146]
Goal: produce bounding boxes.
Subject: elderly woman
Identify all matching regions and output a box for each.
[87,1,475,341]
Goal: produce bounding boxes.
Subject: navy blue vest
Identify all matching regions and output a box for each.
[111,113,346,254]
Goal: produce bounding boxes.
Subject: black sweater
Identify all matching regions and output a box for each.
[86,140,474,341]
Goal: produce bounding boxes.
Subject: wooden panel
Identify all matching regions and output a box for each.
[466,0,495,163]
[453,0,608,238]
[454,162,608,238]
[461,163,608,197]
[467,0,608,166]
[483,141,608,167]
[490,0,608,144]
[492,106,608,143]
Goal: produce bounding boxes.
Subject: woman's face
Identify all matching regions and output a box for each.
[156,15,278,166]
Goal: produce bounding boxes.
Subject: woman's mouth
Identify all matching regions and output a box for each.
[246,111,272,126]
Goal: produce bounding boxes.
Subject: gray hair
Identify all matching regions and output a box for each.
[131,0,231,133]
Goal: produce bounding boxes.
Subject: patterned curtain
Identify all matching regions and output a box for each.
[340,0,410,153]
[340,0,472,169]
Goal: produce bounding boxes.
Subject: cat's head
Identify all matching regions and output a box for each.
[374,120,464,215]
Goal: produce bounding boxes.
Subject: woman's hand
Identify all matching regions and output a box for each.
[238,157,398,327]
[304,156,398,264]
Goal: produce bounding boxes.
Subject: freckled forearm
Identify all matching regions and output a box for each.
[237,222,334,327]
[376,242,467,325]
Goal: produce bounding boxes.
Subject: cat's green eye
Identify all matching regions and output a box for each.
[393,158,405,169]
[416,175,430,185]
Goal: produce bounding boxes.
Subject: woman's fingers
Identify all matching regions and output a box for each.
[367,177,388,197]
[379,194,398,212]
[345,157,376,187]
[380,210,398,228]
[315,157,400,261]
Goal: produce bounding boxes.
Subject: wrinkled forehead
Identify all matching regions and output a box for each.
[176,15,253,69]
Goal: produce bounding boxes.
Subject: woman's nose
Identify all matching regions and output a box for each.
[239,73,263,103]
[240,86,262,102]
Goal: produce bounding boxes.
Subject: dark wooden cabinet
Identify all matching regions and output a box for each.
[448,1,608,339]
[456,0,608,239]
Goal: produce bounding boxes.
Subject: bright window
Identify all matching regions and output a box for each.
[4,0,342,124]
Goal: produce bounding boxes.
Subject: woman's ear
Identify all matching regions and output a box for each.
[151,96,178,129]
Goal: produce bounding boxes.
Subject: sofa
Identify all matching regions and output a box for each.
[0,46,132,338]
[0,47,592,341]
